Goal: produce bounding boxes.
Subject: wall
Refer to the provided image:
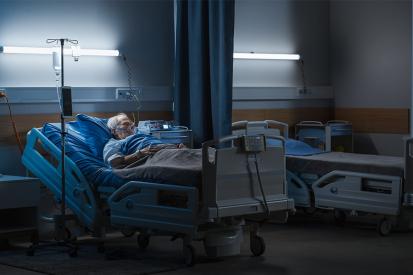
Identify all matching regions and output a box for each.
[233,0,333,129]
[330,0,412,156]
[0,0,174,175]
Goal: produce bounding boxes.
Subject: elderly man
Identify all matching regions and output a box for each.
[103,113,184,168]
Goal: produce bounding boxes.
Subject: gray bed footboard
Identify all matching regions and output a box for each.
[202,135,293,219]
[312,170,402,215]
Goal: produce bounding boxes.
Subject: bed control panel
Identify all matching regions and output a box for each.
[242,135,266,152]
[137,120,174,133]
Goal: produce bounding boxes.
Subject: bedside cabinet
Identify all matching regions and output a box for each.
[0,175,40,244]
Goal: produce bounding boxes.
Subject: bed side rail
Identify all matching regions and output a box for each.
[404,137,413,206]
[312,170,402,215]
[286,170,311,208]
[21,128,101,231]
[326,120,350,125]
[108,181,198,234]
[296,121,324,126]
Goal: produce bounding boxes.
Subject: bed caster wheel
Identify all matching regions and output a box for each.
[250,235,266,256]
[69,247,78,258]
[121,229,136,238]
[334,209,346,226]
[377,218,392,236]
[183,244,196,266]
[137,233,150,250]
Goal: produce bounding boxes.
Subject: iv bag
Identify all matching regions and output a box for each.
[53,47,61,74]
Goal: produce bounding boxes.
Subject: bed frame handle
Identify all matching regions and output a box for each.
[296,121,324,126]
[326,120,350,125]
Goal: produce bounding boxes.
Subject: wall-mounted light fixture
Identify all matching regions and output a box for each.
[234,52,307,93]
[0,46,120,57]
[233,52,300,60]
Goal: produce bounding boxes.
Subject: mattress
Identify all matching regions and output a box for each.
[287,152,404,177]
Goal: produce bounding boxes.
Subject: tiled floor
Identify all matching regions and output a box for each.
[0,214,412,275]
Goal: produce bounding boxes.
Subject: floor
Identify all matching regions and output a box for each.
[0,213,412,275]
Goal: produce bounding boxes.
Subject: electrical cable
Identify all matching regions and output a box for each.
[299,59,307,91]
[132,93,141,122]
[1,93,24,154]
[122,54,141,122]
[254,153,270,217]
[55,78,63,114]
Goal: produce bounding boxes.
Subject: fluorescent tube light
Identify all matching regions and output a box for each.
[1,46,120,57]
[77,48,119,57]
[233,52,300,60]
[1,46,52,55]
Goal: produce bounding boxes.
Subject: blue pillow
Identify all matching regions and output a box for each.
[267,138,322,156]
[42,122,126,188]
[75,114,112,159]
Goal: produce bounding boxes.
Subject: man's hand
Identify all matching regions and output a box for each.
[139,145,163,156]
[138,143,186,157]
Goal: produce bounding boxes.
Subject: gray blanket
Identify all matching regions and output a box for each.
[113,149,203,187]
[287,152,404,177]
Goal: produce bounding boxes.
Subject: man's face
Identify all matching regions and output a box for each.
[114,116,135,139]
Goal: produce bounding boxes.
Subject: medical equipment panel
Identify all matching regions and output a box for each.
[295,120,353,152]
[138,120,193,148]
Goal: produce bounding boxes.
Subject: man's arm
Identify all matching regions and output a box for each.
[109,144,185,169]
[109,150,146,169]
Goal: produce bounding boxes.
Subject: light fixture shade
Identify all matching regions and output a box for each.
[78,49,120,57]
[233,52,300,60]
[1,46,52,55]
[0,46,120,57]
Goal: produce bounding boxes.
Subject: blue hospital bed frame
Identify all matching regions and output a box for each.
[22,127,294,265]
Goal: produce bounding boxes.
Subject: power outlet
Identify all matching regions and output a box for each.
[115,88,133,100]
[297,87,311,96]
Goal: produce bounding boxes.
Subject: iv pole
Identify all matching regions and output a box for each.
[27,38,79,257]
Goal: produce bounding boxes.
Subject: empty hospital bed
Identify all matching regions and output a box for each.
[232,120,413,236]
[22,114,293,265]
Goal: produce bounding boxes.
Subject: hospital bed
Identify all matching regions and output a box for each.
[21,114,293,265]
[232,120,413,236]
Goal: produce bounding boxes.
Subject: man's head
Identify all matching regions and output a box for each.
[107,113,135,139]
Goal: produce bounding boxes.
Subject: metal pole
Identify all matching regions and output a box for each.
[60,38,66,238]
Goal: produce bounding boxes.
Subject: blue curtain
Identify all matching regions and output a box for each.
[174,0,235,147]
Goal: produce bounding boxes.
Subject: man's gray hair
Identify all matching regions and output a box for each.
[107,113,129,131]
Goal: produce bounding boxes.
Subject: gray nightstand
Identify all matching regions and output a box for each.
[0,175,40,244]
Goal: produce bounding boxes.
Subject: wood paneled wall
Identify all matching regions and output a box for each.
[232,107,334,128]
[1,107,409,148]
[0,111,173,145]
[335,108,409,134]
